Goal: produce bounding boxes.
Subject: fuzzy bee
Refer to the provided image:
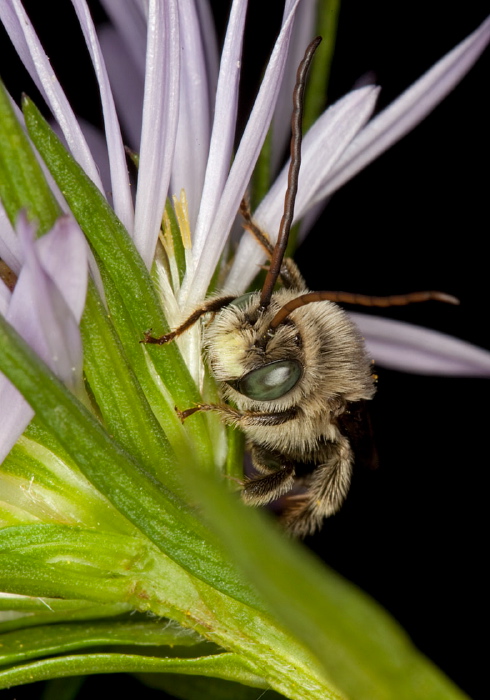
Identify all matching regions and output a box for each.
[144,38,455,537]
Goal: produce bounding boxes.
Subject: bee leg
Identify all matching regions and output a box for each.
[176,403,298,427]
[242,446,296,506]
[175,403,250,423]
[281,436,353,538]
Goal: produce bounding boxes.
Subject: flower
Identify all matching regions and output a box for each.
[0,2,489,698]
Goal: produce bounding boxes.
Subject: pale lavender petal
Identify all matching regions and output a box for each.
[225,85,379,293]
[0,0,104,193]
[0,279,11,316]
[0,202,22,274]
[133,0,180,268]
[193,0,220,110]
[99,0,147,78]
[351,313,490,376]
[0,215,87,463]
[170,0,212,231]
[271,0,317,174]
[0,379,34,465]
[71,0,134,235]
[0,248,32,462]
[181,0,301,309]
[259,86,379,228]
[315,15,490,202]
[97,25,144,150]
[7,215,85,391]
[36,217,88,323]
[188,0,249,273]
[0,275,34,465]
[97,1,146,149]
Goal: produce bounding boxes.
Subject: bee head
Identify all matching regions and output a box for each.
[202,290,307,406]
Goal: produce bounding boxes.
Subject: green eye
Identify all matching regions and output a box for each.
[233,360,302,401]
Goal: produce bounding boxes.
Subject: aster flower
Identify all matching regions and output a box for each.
[0,2,488,699]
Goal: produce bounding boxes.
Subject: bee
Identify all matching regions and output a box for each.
[144,38,456,537]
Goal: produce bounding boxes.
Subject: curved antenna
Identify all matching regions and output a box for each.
[260,36,322,309]
[269,290,459,330]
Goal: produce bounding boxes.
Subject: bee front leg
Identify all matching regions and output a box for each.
[175,403,250,423]
[176,404,298,427]
[281,436,353,538]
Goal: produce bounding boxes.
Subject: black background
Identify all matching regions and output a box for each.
[0,2,488,699]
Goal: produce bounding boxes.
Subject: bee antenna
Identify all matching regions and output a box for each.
[260,36,322,309]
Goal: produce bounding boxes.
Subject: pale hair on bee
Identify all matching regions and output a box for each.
[144,37,457,537]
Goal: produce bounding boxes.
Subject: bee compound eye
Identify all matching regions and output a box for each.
[235,359,303,401]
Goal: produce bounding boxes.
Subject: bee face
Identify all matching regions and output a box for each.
[203,288,375,415]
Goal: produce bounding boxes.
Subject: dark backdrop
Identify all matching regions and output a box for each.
[0,2,488,699]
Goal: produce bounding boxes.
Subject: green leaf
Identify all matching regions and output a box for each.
[178,466,470,700]
[0,652,266,691]
[0,617,203,667]
[91,262,208,468]
[22,98,209,426]
[0,433,136,533]
[0,602,132,634]
[0,81,60,231]
[0,517,338,699]
[80,280,183,487]
[0,315,262,611]
[0,525,157,602]
[22,95,215,469]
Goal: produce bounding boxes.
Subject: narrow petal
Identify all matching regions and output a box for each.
[0,378,33,465]
[99,0,147,78]
[271,0,317,174]
[0,215,87,463]
[0,279,11,316]
[36,217,88,323]
[71,0,134,235]
[188,0,249,275]
[314,15,490,202]
[0,0,105,193]
[351,313,490,376]
[258,86,380,230]
[180,0,301,310]
[225,85,379,293]
[97,0,147,149]
[193,0,220,110]
[97,25,144,150]
[133,0,180,268]
[170,0,212,232]
[7,215,86,389]
[0,202,22,274]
